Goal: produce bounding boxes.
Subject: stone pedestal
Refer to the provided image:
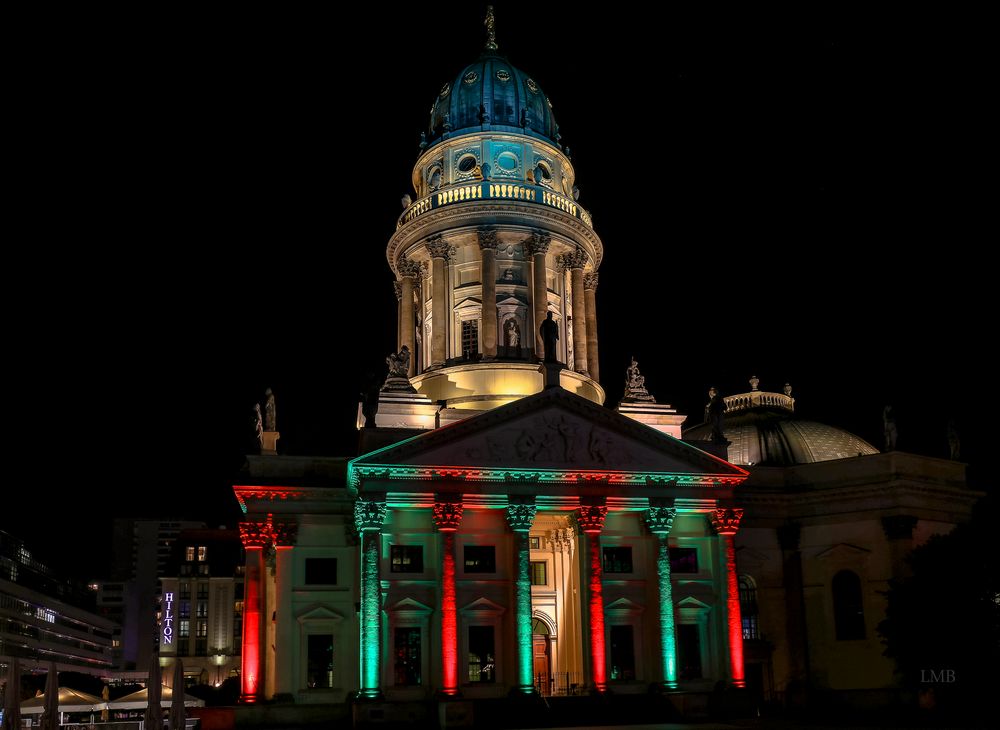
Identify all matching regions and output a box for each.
[261,431,280,455]
[539,361,563,389]
[616,402,686,438]
[373,391,440,430]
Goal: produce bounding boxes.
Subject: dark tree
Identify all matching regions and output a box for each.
[878,494,1000,717]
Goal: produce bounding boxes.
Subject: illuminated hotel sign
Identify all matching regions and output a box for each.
[162,592,174,645]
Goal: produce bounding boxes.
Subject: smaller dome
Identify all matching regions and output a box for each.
[428,51,559,146]
[683,383,878,466]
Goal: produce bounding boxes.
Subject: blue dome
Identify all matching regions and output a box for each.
[428,51,560,146]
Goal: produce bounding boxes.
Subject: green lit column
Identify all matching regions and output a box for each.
[355,497,387,699]
[646,503,678,689]
[506,498,538,695]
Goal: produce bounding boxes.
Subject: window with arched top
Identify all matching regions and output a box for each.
[739,575,759,640]
[832,570,866,640]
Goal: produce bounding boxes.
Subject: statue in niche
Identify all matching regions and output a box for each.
[504,318,520,348]
[708,387,727,443]
[540,311,559,362]
[883,405,898,452]
[503,268,515,281]
[264,388,276,431]
[386,346,411,378]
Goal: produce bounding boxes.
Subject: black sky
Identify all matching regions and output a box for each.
[6,4,989,579]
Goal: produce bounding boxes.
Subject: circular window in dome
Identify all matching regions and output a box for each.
[463,71,478,85]
[439,82,451,97]
[497,152,518,171]
[496,69,511,82]
[526,78,539,94]
[457,155,478,173]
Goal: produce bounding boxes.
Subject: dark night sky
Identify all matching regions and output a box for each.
[5,4,989,579]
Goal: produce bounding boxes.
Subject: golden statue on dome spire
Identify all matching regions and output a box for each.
[484,6,498,50]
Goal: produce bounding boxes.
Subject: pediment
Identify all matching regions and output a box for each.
[460,597,505,615]
[389,597,433,614]
[605,598,644,613]
[815,543,871,561]
[296,605,345,623]
[676,596,712,610]
[351,387,745,481]
[455,297,482,310]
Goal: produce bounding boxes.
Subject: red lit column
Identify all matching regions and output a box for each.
[577,503,608,693]
[433,499,464,696]
[711,508,745,688]
[239,518,271,703]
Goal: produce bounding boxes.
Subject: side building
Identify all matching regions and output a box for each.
[158,528,244,688]
[0,530,116,674]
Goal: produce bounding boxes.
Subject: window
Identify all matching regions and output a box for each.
[390,546,424,574]
[196,602,208,618]
[196,584,209,600]
[602,547,633,574]
[196,620,208,638]
[180,564,192,576]
[464,546,496,573]
[739,576,759,640]
[198,564,210,576]
[304,558,337,585]
[610,625,635,681]
[185,546,195,562]
[195,638,207,656]
[179,620,190,639]
[307,634,334,689]
[468,626,495,682]
[233,600,243,616]
[394,627,421,686]
[461,320,479,358]
[669,547,698,574]
[197,546,207,562]
[529,537,540,550]
[832,570,865,640]
[179,601,191,619]
[179,582,191,600]
[678,624,702,680]
[529,561,547,586]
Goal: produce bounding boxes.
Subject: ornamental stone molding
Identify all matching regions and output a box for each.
[575,504,608,534]
[433,501,465,531]
[392,281,402,300]
[397,258,423,278]
[645,506,677,535]
[524,230,552,256]
[477,227,500,251]
[710,507,745,536]
[506,503,538,532]
[354,499,388,532]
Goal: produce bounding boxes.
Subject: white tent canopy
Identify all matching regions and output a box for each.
[21,688,104,714]
[107,686,204,711]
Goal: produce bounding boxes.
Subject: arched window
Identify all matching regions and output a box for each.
[739,575,759,640]
[832,570,865,640]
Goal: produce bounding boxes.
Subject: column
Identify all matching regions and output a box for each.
[776,522,809,687]
[711,508,745,688]
[561,248,589,375]
[433,498,464,697]
[576,503,608,693]
[272,519,298,697]
[524,231,551,358]
[398,259,422,377]
[426,235,453,367]
[478,228,499,357]
[393,280,403,353]
[238,518,270,703]
[646,503,678,689]
[355,497,388,699]
[583,272,600,382]
[506,498,538,694]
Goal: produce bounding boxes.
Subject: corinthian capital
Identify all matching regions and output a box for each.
[558,247,589,271]
[477,227,500,252]
[583,271,599,290]
[425,235,455,260]
[354,499,387,532]
[575,504,608,534]
[432,501,464,532]
[397,258,423,278]
[710,507,744,536]
[645,506,676,535]
[523,230,552,256]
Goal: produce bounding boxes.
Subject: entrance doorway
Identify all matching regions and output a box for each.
[531,618,551,695]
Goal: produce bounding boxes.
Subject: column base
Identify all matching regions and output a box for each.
[354,689,384,701]
[649,681,678,693]
[731,679,746,689]
[238,694,259,704]
[435,688,462,699]
[508,685,538,697]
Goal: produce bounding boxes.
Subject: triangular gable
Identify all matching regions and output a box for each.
[815,543,872,561]
[351,387,746,485]
[295,605,345,623]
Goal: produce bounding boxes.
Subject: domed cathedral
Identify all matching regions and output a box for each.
[386,6,604,415]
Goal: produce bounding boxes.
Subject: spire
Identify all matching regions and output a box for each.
[484,5,498,51]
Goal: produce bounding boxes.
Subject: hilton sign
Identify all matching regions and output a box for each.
[162,592,174,645]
